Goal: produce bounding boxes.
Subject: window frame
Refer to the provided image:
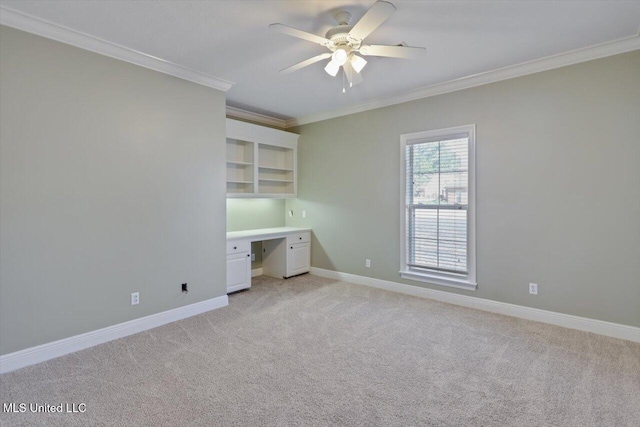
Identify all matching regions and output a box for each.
[399,124,477,291]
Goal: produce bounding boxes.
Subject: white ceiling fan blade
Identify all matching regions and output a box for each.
[269,23,331,47]
[359,44,425,59]
[348,1,396,42]
[344,61,364,87]
[280,53,332,74]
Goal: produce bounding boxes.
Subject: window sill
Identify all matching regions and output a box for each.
[399,270,477,291]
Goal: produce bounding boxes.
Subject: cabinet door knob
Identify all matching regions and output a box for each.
[299,237,302,240]
[247,254,250,257]
[290,246,293,249]
[233,246,237,250]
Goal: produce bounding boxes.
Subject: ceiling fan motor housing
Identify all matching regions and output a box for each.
[325,25,356,48]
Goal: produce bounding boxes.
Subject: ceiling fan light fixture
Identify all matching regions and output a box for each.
[324,60,340,77]
[351,54,367,73]
[332,48,348,66]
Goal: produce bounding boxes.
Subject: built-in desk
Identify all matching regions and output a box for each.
[226,227,311,293]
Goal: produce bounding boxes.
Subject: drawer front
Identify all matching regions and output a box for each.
[226,240,250,255]
[286,232,310,245]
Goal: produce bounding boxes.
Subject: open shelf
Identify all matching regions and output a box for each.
[258,165,293,171]
[259,178,294,183]
[226,138,253,163]
[257,144,294,195]
[227,160,254,166]
[226,119,298,198]
[226,138,254,187]
[258,144,293,170]
[258,180,294,195]
[226,181,254,194]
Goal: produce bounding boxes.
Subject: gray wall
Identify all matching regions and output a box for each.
[0,26,228,355]
[227,199,286,268]
[286,51,640,327]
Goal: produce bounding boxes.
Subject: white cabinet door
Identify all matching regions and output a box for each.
[286,242,310,278]
[227,252,251,293]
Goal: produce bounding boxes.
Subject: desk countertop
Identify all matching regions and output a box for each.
[226,226,311,241]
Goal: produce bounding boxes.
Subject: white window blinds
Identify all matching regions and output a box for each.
[405,134,469,275]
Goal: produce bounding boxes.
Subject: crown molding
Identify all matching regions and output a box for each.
[286,33,640,128]
[226,106,288,129]
[0,6,234,92]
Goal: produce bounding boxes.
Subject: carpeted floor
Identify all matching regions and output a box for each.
[1,274,639,426]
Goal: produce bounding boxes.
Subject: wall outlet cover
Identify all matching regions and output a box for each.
[131,292,140,305]
[529,283,538,295]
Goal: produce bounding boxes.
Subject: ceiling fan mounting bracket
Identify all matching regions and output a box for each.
[333,11,352,26]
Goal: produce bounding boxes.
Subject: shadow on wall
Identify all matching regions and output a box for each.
[311,234,336,272]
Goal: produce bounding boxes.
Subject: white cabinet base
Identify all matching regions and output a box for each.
[227,249,251,293]
[287,242,310,278]
[262,238,310,279]
[226,228,311,291]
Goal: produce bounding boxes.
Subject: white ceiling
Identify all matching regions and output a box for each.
[1,1,639,121]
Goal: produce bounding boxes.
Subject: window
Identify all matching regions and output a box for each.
[400,125,476,290]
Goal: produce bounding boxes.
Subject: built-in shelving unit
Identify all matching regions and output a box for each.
[258,143,295,195]
[226,137,254,194]
[226,119,299,198]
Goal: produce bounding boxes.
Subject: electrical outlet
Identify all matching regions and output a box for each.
[302,210,307,218]
[365,259,371,268]
[182,283,188,293]
[529,283,538,295]
[251,253,256,261]
[131,292,140,305]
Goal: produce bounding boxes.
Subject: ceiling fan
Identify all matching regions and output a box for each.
[269,1,425,91]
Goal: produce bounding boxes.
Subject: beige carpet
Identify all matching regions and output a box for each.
[1,274,639,426]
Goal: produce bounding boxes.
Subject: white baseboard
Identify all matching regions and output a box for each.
[0,295,228,374]
[251,268,263,277]
[310,267,640,343]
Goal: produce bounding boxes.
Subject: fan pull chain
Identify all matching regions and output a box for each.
[342,68,346,93]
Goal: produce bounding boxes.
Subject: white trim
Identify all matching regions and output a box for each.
[285,34,640,127]
[226,107,288,130]
[251,268,263,277]
[310,267,640,343]
[399,270,477,291]
[226,118,299,148]
[0,295,229,374]
[400,125,476,290]
[0,6,234,92]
